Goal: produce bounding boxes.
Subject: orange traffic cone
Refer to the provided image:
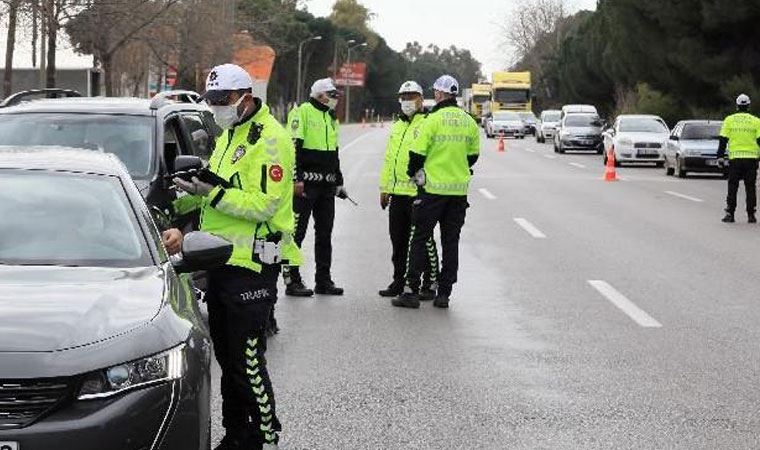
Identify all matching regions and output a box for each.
[604,149,619,182]
[498,133,506,153]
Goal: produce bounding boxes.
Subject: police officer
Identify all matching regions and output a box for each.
[286,78,347,297]
[718,94,760,223]
[393,75,480,309]
[172,64,294,450]
[379,81,440,299]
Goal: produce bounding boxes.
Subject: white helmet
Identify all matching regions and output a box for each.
[398,81,423,96]
[737,94,751,106]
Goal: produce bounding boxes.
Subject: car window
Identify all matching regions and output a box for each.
[0,170,151,268]
[565,115,600,127]
[181,113,215,159]
[0,113,154,179]
[493,112,520,121]
[542,112,561,122]
[619,118,669,133]
[682,123,722,140]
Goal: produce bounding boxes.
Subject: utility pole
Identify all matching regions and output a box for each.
[344,42,367,124]
[296,35,322,104]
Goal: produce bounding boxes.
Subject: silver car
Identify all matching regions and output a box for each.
[664,120,726,178]
[536,110,561,143]
[486,111,526,139]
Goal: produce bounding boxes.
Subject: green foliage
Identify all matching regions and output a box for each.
[633,83,680,126]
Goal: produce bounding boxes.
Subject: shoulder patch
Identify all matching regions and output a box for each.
[269,165,284,182]
[291,118,300,132]
[231,145,247,164]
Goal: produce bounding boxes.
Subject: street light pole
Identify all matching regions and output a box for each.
[297,35,322,105]
[344,42,367,124]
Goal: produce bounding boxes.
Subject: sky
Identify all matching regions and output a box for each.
[305,0,598,77]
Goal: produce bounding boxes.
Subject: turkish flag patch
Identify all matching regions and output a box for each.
[269,165,284,182]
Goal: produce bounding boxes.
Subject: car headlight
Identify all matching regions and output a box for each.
[78,345,186,400]
[617,138,633,148]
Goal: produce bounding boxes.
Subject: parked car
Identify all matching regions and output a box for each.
[664,120,725,178]
[536,109,561,143]
[485,111,526,139]
[553,113,604,154]
[518,111,538,135]
[0,90,220,213]
[0,148,232,449]
[603,114,670,166]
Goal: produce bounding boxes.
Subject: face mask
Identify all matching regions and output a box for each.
[327,98,339,110]
[210,95,246,129]
[400,100,419,117]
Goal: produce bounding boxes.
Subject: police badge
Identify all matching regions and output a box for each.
[231,145,246,164]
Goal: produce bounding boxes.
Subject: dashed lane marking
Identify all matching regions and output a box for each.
[664,190,703,203]
[588,280,663,328]
[544,154,557,159]
[513,218,547,239]
[478,188,497,200]
[569,162,587,169]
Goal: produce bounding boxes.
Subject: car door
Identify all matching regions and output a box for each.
[667,122,683,164]
[178,111,217,160]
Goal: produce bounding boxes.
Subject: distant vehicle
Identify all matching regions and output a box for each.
[469,83,492,120]
[485,111,526,139]
[603,114,670,166]
[664,120,726,178]
[491,71,531,112]
[561,104,598,119]
[553,113,604,154]
[518,111,538,135]
[0,148,229,450]
[0,90,219,213]
[536,109,561,143]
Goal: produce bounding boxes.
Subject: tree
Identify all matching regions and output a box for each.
[4,0,21,97]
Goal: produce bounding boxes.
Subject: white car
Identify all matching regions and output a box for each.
[485,111,526,139]
[603,114,670,166]
[536,110,561,143]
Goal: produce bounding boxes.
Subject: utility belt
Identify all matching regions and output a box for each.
[301,170,339,184]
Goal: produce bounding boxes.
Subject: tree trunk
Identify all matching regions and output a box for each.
[31,0,38,68]
[103,53,114,96]
[4,0,20,98]
[45,0,57,89]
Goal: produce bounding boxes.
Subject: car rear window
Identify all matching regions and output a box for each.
[493,112,520,121]
[565,115,600,127]
[682,123,721,140]
[0,170,152,268]
[0,114,154,179]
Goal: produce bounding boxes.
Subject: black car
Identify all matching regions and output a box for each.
[554,113,604,154]
[0,90,220,215]
[664,120,726,178]
[0,148,231,450]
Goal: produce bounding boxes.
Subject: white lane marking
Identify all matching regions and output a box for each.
[544,154,557,159]
[569,162,587,169]
[341,131,377,151]
[525,148,536,153]
[513,218,547,239]
[664,190,703,203]
[588,280,662,328]
[478,188,497,200]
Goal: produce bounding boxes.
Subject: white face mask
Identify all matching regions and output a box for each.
[326,97,339,110]
[400,100,419,117]
[210,95,246,129]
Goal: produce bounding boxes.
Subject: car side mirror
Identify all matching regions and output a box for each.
[174,155,204,174]
[670,135,680,141]
[173,232,232,274]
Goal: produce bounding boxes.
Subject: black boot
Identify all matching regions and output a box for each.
[379,281,404,297]
[432,295,450,309]
[391,292,420,309]
[315,281,344,296]
[722,213,736,223]
[286,280,314,297]
[749,213,757,223]
[419,285,436,301]
[214,436,244,450]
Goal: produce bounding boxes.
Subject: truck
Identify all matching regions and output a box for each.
[491,71,532,112]
[469,83,492,120]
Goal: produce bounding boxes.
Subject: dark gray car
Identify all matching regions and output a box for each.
[0,148,229,450]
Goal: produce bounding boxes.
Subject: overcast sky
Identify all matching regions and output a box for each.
[305,0,597,77]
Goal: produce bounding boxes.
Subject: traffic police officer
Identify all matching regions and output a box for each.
[173,64,294,450]
[718,93,760,223]
[379,80,440,299]
[393,75,480,309]
[286,78,348,297]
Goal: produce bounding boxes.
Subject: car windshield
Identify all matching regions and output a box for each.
[565,115,600,127]
[0,170,151,267]
[493,112,521,121]
[493,89,530,103]
[682,123,722,140]
[0,114,154,179]
[542,112,561,122]
[619,118,668,133]
[518,112,537,122]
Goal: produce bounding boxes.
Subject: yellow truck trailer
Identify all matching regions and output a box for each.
[491,71,532,112]
[469,83,492,119]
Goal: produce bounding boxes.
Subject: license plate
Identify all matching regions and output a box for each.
[0,442,19,450]
[706,159,718,166]
[638,149,658,156]
[580,140,593,146]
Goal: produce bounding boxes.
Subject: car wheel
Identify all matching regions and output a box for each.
[665,159,674,176]
[558,143,565,154]
[676,158,686,178]
[614,157,622,167]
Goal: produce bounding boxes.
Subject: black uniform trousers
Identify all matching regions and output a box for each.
[206,265,281,446]
[406,193,468,296]
[726,158,759,214]
[388,194,439,287]
[292,183,336,286]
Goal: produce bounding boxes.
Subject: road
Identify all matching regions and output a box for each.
[212,124,760,449]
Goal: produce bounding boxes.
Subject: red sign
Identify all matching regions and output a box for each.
[335,63,367,87]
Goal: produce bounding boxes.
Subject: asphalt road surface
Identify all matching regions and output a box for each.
[212,124,760,449]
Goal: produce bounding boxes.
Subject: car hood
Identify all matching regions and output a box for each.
[681,139,719,152]
[618,132,668,142]
[0,266,165,352]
